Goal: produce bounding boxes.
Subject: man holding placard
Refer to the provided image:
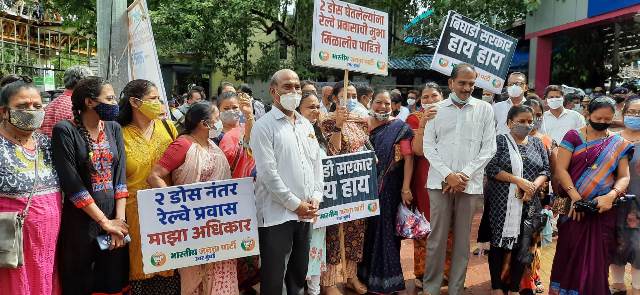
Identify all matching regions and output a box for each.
[250,69,324,295]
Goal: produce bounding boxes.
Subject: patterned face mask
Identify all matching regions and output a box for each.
[8,109,45,131]
[94,102,120,121]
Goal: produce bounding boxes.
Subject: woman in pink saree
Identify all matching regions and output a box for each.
[148,102,239,295]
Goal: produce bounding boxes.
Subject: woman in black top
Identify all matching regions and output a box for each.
[484,105,549,295]
[52,76,130,294]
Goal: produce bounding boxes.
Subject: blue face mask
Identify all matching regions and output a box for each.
[94,103,119,121]
[346,98,358,111]
[449,92,467,105]
[624,116,640,131]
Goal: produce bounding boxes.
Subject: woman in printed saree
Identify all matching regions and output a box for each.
[215,89,259,292]
[358,89,414,294]
[52,77,131,295]
[0,77,62,295]
[147,102,238,295]
[611,96,640,295]
[319,82,370,295]
[117,79,180,294]
[550,96,632,295]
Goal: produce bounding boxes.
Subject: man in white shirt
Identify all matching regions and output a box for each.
[250,69,324,295]
[422,63,497,295]
[540,85,586,143]
[493,72,528,134]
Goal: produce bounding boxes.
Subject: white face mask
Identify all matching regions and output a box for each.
[507,85,524,98]
[208,120,222,138]
[278,91,302,111]
[407,98,416,106]
[422,103,435,110]
[482,95,494,102]
[547,97,564,110]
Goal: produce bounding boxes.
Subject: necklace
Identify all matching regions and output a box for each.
[190,134,208,147]
[584,127,609,170]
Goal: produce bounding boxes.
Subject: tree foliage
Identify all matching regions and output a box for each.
[47,0,542,81]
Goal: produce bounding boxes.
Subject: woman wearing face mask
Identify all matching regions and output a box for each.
[358,89,414,294]
[0,77,63,294]
[549,97,632,295]
[405,82,446,287]
[116,79,180,294]
[215,91,255,179]
[296,91,329,295]
[520,97,556,294]
[147,102,238,295]
[52,77,130,294]
[319,81,370,295]
[484,105,549,295]
[215,91,258,291]
[611,95,640,295]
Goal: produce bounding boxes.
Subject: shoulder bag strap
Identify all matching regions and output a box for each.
[20,143,39,220]
[161,119,176,140]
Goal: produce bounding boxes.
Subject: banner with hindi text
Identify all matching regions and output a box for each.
[127,0,168,104]
[315,151,380,228]
[311,0,389,75]
[137,178,259,274]
[430,11,518,94]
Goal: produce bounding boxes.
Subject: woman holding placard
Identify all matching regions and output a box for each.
[147,102,238,295]
[319,81,370,295]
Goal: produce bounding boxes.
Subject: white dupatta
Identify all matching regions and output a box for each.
[500,133,524,248]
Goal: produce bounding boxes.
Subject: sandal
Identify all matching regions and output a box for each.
[346,278,368,294]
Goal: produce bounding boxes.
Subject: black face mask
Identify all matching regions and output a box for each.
[614,96,626,104]
[392,110,400,117]
[589,120,611,131]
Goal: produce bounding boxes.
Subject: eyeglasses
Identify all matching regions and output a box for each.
[507,81,526,87]
[625,110,640,116]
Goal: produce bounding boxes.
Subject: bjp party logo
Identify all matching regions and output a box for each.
[319,51,331,62]
[241,238,256,251]
[438,58,449,68]
[150,252,167,267]
[492,79,502,88]
[368,202,378,213]
[376,61,387,71]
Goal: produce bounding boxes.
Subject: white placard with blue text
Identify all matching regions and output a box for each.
[137,177,259,274]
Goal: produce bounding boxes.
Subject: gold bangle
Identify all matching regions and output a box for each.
[402,189,412,194]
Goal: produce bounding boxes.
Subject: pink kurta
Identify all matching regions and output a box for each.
[0,133,63,295]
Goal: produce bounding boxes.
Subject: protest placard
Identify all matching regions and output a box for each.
[311,0,389,76]
[315,151,380,228]
[430,11,518,94]
[127,0,168,104]
[137,177,259,274]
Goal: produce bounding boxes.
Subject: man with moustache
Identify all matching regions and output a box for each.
[422,63,497,295]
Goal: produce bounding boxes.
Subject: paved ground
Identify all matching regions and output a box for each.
[331,204,635,295]
[251,203,635,294]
